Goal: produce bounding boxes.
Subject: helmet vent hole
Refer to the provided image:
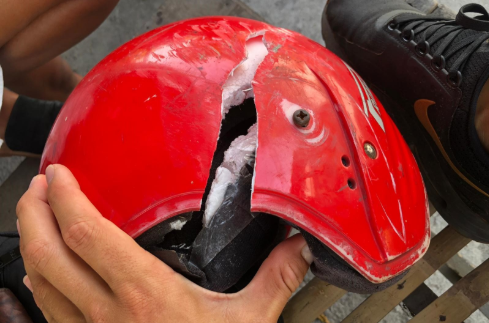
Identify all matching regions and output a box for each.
[347,178,356,190]
[341,156,350,167]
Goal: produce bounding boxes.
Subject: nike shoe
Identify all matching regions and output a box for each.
[323,0,489,242]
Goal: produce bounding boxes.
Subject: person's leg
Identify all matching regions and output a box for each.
[6,56,82,102]
[0,0,119,156]
[0,0,119,86]
[0,89,18,140]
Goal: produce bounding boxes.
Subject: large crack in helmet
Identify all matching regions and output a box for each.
[40,17,430,294]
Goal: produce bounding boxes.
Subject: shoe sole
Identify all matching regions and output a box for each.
[322,3,489,243]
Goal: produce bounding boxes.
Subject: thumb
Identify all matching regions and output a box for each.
[239,234,313,320]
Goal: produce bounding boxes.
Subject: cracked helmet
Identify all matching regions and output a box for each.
[40,17,430,294]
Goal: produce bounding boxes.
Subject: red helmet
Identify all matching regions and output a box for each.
[40,17,430,293]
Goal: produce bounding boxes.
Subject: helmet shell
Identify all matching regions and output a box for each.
[41,16,430,283]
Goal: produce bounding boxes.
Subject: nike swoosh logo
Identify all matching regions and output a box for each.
[414,99,489,198]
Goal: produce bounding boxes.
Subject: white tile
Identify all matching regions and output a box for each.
[425,270,452,296]
[466,310,489,323]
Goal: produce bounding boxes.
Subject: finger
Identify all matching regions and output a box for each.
[238,234,312,320]
[17,175,111,312]
[23,268,85,323]
[45,164,173,290]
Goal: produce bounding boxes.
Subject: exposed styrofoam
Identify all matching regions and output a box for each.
[204,124,257,225]
[203,36,268,225]
[221,36,268,116]
[170,219,187,231]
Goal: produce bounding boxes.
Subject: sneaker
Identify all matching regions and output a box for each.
[323,0,489,242]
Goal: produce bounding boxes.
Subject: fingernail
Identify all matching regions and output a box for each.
[16,220,21,237]
[23,276,33,292]
[29,175,40,189]
[29,176,35,188]
[301,244,314,265]
[45,165,55,184]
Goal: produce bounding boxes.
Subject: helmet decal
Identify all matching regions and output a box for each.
[345,62,385,132]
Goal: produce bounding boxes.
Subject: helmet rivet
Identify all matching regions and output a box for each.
[364,142,377,159]
[293,109,310,128]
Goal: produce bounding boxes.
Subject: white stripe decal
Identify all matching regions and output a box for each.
[344,63,385,132]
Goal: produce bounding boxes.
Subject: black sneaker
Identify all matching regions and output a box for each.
[322,0,489,242]
[0,233,47,322]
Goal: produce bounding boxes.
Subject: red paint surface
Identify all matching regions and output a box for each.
[41,17,430,283]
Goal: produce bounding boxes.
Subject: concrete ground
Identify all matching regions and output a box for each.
[2,0,489,322]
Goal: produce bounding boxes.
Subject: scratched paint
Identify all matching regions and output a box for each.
[40,17,429,284]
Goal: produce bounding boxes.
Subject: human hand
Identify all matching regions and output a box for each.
[16,164,313,323]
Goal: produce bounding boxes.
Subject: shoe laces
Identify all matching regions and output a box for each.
[388,3,489,87]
